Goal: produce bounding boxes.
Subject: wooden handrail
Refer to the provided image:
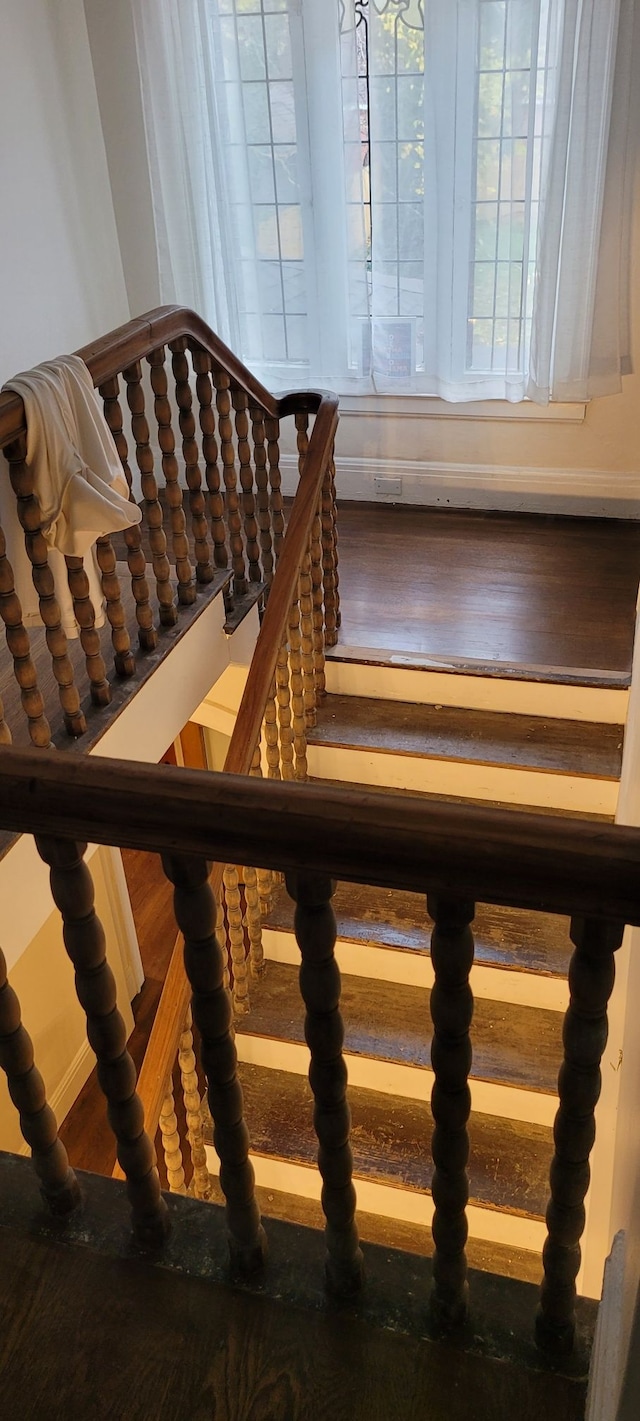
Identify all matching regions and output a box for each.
[1,745,639,925]
[0,304,327,449]
[130,391,338,1139]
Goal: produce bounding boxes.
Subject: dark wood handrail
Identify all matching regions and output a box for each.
[1,745,638,925]
[0,304,327,449]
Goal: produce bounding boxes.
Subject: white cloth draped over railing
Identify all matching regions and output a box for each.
[131,0,638,404]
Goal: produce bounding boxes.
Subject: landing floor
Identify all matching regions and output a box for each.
[334,505,640,676]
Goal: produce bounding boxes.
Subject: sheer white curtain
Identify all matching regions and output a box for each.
[132,0,637,402]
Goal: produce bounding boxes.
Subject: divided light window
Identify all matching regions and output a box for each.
[214,0,553,388]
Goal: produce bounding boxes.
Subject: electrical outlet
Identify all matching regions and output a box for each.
[373,475,402,498]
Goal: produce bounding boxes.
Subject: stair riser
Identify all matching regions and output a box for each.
[235,1033,558,1127]
[205,1146,547,1254]
[325,656,629,724]
[307,743,618,814]
[262,927,569,1013]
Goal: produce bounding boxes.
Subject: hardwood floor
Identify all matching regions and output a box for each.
[334,504,640,673]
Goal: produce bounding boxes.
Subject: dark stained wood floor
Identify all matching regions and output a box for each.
[334,504,640,674]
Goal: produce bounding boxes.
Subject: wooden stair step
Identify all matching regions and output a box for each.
[263,881,572,980]
[326,642,632,690]
[308,694,623,779]
[238,961,561,1095]
[310,774,614,821]
[236,1062,551,1219]
[205,1177,542,1286]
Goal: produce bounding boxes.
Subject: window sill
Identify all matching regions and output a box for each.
[334,394,587,424]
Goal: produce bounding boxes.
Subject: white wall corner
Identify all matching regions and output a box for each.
[586,1231,627,1421]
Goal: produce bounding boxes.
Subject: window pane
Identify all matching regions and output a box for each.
[247,145,275,203]
[479,2,506,71]
[474,202,498,259]
[257,261,283,314]
[503,71,530,139]
[469,318,494,368]
[242,83,269,143]
[282,262,306,313]
[398,202,423,261]
[262,314,287,359]
[265,14,292,79]
[274,146,298,203]
[473,262,496,318]
[237,17,266,81]
[372,203,398,260]
[269,82,296,142]
[255,206,279,259]
[370,142,397,202]
[285,314,308,361]
[478,72,504,138]
[397,143,424,201]
[507,0,533,69]
[369,78,396,141]
[476,140,501,200]
[278,206,303,260]
[397,76,424,142]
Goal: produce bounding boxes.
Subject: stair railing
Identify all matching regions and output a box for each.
[130,389,339,1164]
[0,747,638,1355]
[0,306,335,747]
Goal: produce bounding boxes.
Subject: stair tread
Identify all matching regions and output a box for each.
[206,1178,542,1285]
[310,774,613,821]
[239,962,561,1094]
[264,881,572,979]
[327,642,631,690]
[237,1062,552,1218]
[308,694,623,778]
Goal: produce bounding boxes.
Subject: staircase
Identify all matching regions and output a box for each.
[217,643,627,1286]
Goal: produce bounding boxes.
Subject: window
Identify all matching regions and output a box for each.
[133,0,636,403]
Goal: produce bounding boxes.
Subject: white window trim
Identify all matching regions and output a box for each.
[333,393,587,422]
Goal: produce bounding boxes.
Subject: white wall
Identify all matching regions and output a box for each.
[0,0,129,384]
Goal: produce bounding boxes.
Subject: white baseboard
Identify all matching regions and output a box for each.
[281,454,640,518]
[49,1038,95,1129]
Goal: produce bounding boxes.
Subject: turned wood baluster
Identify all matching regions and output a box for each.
[286,870,363,1295]
[310,505,326,702]
[170,340,214,584]
[65,556,111,706]
[299,545,316,728]
[0,942,80,1214]
[147,346,195,606]
[161,851,266,1271]
[250,405,274,590]
[288,589,308,780]
[243,866,265,978]
[250,741,274,917]
[265,415,285,566]
[214,370,247,598]
[276,637,295,781]
[192,351,230,597]
[536,916,622,1356]
[232,386,261,585]
[321,454,340,647]
[427,893,475,1327]
[5,434,86,736]
[330,453,340,627]
[263,676,282,781]
[179,1007,211,1200]
[295,409,309,478]
[99,376,157,651]
[159,1078,187,1194]
[95,536,135,676]
[223,863,250,1016]
[0,524,51,746]
[35,835,170,1248]
[123,361,176,627]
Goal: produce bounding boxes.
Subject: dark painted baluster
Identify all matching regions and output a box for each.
[536,915,623,1356]
[65,556,111,706]
[161,851,266,1271]
[286,870,363,1296]
[427,893,475,1327]
[0,523,52,745]
[170,340,214,585]
[250,405,274,590]
[231,386,261,585]
[147,346,195,606]
[214,370,248,599]
[321,453,339,648]
[265,415,285,566]
[123,361,176,627]
[95,535,135,676]
[192,351,230,599]
[99,376,157,652]
[0,943,80,1214]
[5,434,86,736]
[35,835,170,1248]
